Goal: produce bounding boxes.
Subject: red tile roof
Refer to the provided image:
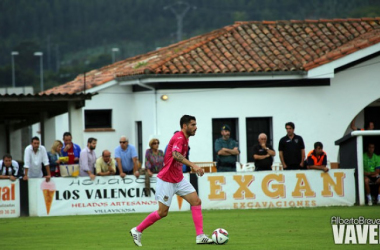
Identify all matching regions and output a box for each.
[43,17,380,95]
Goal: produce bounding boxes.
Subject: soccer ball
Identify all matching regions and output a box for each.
[212,228,229,244]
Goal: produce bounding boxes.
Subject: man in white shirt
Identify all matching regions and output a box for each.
[79,137,97,180]
[23,136,51,182]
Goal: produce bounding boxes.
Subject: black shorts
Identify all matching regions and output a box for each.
[255,165,272,171]
[284,164,303,170]
[367,176,380,184]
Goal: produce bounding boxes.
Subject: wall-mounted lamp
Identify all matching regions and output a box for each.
[161,94,169,101]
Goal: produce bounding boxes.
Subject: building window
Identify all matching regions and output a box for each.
[84,109,112,129]
[246,117,273,162]
[212,118,239,162]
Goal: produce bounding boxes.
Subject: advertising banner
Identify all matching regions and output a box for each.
[0,179,20,218]
[198,169,356,210]
[28,174,190,217]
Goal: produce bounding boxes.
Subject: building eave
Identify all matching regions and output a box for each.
[118,71,308,86]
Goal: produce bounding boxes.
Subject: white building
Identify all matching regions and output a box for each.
[9,18,380,166]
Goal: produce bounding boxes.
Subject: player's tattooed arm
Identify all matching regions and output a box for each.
[172,150,204,176]
[172,150,193,169]
[172,151,185,163]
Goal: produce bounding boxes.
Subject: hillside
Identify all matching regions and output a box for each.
[0,0,379,91]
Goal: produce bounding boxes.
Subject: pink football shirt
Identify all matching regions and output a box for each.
[157,131,189,183]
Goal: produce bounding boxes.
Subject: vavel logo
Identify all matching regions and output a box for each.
[331,216,380,244]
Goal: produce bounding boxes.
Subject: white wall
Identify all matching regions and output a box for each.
[10,129,22,161]
[78,84,136,158]
[44,115,56,149]
[50,84,156,159]
[129,90,157,149]
[54,113,70,143]
[150,55,380,163]
[31,123,40,140]
[46,55,380,164]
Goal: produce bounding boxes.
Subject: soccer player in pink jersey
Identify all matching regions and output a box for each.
[130,115,213,246]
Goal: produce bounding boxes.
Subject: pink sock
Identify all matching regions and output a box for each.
[191,205,204,236]
[136,210,161,232]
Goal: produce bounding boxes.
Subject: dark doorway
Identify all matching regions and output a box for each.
[246,117,273,163]
[364,106,380,154]
[136,121,143,163]
[212,118,239,162]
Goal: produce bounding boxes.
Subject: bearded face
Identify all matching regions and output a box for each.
[88,141,97,150]
[184,120,197,137]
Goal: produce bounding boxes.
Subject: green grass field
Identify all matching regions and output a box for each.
[1,206,379,249]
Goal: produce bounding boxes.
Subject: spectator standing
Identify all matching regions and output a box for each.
[214,125,240,172]
[79,137,97,180]
[363,143,380,206]
[145,138,164,177]
[23,136,51,182]
[278,122,305,170]
[253,133,276,171]
[306,142,329,173]
[95,150,116,176]
[61,132,81,164]
[47,140,63,177]
[0,154,19,181]
[115,136,139,178]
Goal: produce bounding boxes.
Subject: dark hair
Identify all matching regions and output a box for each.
[314,142,323,149]
[31,136,40,143]
[88,137,97,143]
[63,132,72,139]
[102,150,110,157]
[180,115,196,128]
[285,122,295,129]
[3,153,12,160]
